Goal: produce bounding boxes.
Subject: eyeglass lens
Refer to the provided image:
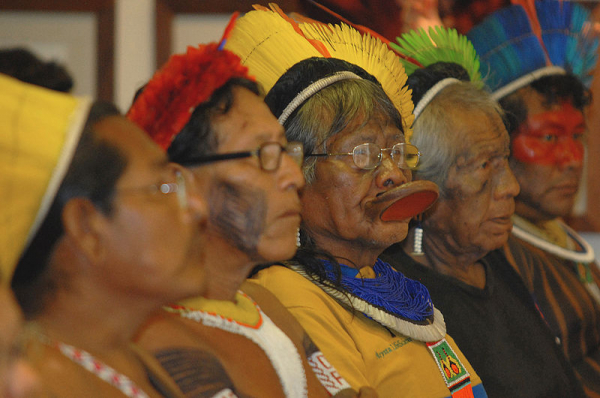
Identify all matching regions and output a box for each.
[258,142,304,171]
[352,143,419,170]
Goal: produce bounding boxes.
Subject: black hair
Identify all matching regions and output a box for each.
[500,73,592,136]
[12,101,125,317]
[265,57,380,124]
[0,48,74,93]
[167,78,260,164]
[406,61,471,104]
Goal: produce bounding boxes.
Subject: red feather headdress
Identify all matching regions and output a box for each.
[127,16,252,150]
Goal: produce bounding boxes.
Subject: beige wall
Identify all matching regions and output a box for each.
[0,0,229,111]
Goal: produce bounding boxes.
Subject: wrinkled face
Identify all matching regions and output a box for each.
[95,117,209,301]
[192,87,305,263]
[510,89,586,221]
[425,110,520,255]
[0,286,39,398]
[302,115,413,255]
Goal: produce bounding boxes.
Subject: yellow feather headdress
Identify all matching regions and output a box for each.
[224,4,414,141]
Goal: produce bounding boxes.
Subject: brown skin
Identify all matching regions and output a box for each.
[0,286,40,398]
[137,88,374,397]
[196,87,305,300]
[509,87,586,223]
[302,115,413,269]
[29,116,208,398]
[403,109,520,288]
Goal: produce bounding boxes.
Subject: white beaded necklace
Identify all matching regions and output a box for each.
[512,221,595,263]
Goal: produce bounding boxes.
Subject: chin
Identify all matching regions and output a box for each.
[257,240,298,263]
[483,234,510,252]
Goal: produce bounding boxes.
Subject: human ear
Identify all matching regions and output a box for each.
[61,198,108,264]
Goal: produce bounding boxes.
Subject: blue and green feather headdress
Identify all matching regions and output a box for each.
[467,0,598,100]
[391,26,483,119]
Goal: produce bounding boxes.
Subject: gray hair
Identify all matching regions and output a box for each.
[283,78,403,183]
[411,81,503,193]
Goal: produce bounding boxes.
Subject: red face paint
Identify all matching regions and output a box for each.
[511,102,585,166]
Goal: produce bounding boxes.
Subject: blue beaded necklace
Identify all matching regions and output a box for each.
[322,258,434,323]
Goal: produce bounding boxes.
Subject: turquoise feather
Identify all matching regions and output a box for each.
[467,0,598,93]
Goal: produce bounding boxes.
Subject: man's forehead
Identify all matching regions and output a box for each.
[215,90,284,149]
[95,116,165,160]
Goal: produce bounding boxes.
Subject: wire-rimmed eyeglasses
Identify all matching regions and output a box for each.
[307,142,421,170]
[180,141,304,171]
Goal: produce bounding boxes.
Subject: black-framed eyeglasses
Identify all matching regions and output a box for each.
[116,164,188,209]
[307,142,421,170]
[180,141,304,171]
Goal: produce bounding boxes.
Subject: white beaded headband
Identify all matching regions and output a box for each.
[413,78,460,121]
[491,66,566,100]
[278,71,362,124]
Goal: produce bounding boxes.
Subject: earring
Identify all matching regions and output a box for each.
[412,215,424,256]
[296,228,301,248]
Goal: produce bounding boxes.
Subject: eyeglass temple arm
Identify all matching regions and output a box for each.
[180,151,253,167]
[305,152,353,158]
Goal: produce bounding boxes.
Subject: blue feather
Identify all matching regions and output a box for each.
[468,0,598,94]
[536,0,598,86]
[467,5,547,91]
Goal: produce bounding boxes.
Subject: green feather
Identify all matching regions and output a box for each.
[392,26,482,86]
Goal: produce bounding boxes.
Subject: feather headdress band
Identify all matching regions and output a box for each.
[127,14,253,150]
[391,26,483,119]
[467,0,598,100]
[224,3,414,141]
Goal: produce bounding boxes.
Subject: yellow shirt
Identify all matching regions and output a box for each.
[252,265,486,398]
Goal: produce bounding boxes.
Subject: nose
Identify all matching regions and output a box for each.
[5,359,40,398]
[278,152,306,191]
[495,161,520,200]
[374,154,410,189]
[555,136,584,168]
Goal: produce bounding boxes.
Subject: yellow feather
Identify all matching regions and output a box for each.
[225,6,415,142]
[224,8,322,93]
[302,23,414,141]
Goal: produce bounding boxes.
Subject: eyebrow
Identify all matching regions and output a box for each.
[255,130,286,144]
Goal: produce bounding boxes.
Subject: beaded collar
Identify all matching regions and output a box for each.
[512,217,595,263]
[289,259,446,342]
[164,291,308,398]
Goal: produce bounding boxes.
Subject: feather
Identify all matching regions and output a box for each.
[303,0,422,66]
[536,0,598,86]
[468,0,598,96]
[218,12,239,50]
[302,22,415,136]
[225,4,415,141]
[392,26,482,86]
[467,4,547,92]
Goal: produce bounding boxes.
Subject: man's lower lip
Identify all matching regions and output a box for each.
[552,186,579,194]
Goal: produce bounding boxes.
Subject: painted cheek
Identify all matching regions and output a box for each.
[512,135,584,165]
[554,136,584,165]
[511,134,555,164]
[512,103,585,166]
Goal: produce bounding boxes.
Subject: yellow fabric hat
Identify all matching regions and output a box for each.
[0,74,91,285]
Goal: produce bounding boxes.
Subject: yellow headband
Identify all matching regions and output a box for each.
[0,74,91,285]
[224,5,414,141]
